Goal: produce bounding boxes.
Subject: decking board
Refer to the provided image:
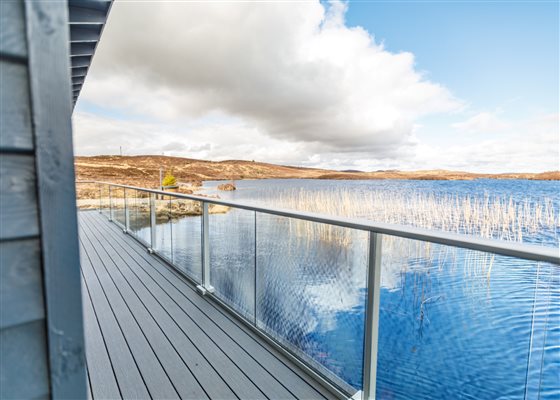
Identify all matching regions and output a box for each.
[80,229,180,399]
[81,279,121,400]
[81,220,227,399]
[79,211,340,400]
[86,213,337,400]
[82,214,296,400]
[80,243,151,399]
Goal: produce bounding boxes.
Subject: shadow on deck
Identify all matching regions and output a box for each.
[78,211,337,400]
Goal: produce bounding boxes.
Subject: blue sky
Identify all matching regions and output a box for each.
[346,1,559,110]
[75,0,559,172]
[345,1,559,145]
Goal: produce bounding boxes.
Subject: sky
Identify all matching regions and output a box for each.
[73,0,559,173]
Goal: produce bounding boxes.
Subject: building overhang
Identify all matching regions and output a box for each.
[68,0,113,107]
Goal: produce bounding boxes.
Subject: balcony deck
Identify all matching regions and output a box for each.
[78,211,339,400]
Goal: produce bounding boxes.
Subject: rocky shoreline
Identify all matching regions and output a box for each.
[77,198,229,218]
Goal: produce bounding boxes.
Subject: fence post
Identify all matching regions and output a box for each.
[148,193,156,253]
[108,186,113,221]
[363,232,382,400]
[124,188,130,233]
[254,211,258,325]
[197,202,214,295]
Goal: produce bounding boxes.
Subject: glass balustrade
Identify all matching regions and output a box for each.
[90,183,559,399]
[153,196,173,262]
[128,189,151,245]
[376,236,558,399]
[171,198,203,284]
[209,207,256,320]
[99,183,110,218]
[110,186,126,228]
[255,212,369,392]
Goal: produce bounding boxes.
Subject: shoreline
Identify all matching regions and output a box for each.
[201,175,560,182]
[74,155,560,184]
[77,198,229,217]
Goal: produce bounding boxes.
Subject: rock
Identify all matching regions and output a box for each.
[217,183,236,191]
[150,199,230,220]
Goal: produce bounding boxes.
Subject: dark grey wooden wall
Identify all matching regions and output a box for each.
[1,1,87,398]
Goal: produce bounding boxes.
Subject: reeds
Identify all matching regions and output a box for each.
[265,188,558,285]
[272,188,558,244]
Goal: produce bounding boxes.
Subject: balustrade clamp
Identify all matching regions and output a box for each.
[351,391,364,400]
[197,202,215,295]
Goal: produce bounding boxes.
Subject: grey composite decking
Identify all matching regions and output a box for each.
[79,211,339,400]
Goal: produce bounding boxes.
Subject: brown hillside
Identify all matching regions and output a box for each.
[75,155,559,195]
[75,155,333,188]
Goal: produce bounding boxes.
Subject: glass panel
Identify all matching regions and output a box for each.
[255,213,368,392]
[534,268,559,399]
[376,236,558,399]
[170,198,203,283]
[75,182,98,211]
[128,189,151,246]
[209,207,255,320]
[100,184,110,218]
[111,186,126,228]
[154,195,173,261]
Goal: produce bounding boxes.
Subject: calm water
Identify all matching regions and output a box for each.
[129,179,559,399]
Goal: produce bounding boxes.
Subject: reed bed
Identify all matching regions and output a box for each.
[273,188,558,244]
[267,188,558,283]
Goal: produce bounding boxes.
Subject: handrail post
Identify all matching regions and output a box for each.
[197,202,214,295]
[124,188,130,233]
[148,193,156,253]
[363,232,382,400]
[254,210,257,326]
[108,185,113,221]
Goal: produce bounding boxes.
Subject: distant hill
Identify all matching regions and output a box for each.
[75,155,560,188]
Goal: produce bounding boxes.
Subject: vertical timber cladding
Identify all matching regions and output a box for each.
[0,0,48,398]
[25,0,87,398]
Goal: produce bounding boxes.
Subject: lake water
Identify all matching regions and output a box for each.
[125,179,559,399]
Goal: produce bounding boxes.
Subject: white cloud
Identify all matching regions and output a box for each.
[73,112,320,165]
[452,112,512,133]
[75,1,558,173]
[74,111,559,173]
[390,113,560,173]
[80,0,461,156]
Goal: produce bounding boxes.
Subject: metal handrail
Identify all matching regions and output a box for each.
[80,181,560,264]
[78,180,560,400]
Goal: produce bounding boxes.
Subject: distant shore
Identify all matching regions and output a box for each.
[75,156,559,191]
